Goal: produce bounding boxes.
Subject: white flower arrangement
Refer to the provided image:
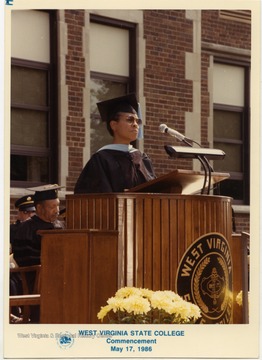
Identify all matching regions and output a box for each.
[97,287,201,324]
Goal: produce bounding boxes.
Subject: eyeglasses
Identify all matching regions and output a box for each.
[123,115,142,126]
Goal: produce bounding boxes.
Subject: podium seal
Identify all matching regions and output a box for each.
[176,232,233,324]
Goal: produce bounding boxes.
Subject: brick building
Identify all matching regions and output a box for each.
[10,9,251,233]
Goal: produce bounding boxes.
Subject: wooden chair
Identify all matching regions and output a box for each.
[9,265,41,323]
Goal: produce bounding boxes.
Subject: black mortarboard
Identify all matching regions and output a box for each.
[15,195,35,212]
[27,184,63,202]
[97,93,139,124]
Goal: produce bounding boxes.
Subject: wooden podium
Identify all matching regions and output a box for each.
[66,192,232,286]
[38,170,248,324]
[39,229,118,323]
[126,169,229,194]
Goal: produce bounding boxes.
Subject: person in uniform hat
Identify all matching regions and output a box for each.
[14,195,36,219]
[11,184,64,323]
[9,195,36,322]
[10,195,36,246]
[74,93,156,194]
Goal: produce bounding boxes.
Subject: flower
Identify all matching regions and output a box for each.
[236,291,243,306]
[124,295,151,315]
[97,287,201,324]
[236,290,249,307]
[115,286,142,298]
[97,304,112,321]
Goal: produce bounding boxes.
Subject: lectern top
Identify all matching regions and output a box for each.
[127,169,229,195]
[164,146,226,160]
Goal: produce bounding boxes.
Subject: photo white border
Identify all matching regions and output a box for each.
[1,1,261,359]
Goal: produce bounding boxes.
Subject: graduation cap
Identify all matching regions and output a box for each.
[97,93,139,124]
[27,184,63,202]
[15,195,35,212]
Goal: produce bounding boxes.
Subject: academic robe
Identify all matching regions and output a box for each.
[11,215,63,322]
[12,215,63,267]
[10,220,21,246]
[74,148,156,194]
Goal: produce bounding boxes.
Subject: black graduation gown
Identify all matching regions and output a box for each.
[12,215,63,267]
[10,220,21,246]
[11,215,63,322]
[74,149,156,194]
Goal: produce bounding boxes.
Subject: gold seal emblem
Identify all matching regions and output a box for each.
[176,233,233,324]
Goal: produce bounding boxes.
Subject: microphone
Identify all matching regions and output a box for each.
[160,124,215,195]
[159,124,189,142]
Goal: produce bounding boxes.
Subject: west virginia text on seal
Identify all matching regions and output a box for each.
[176,233,233,324]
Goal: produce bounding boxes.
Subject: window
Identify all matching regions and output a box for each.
[213,63,250,205]
[89,15,137,154]
[219,10,251,24]
[10,10,57,187]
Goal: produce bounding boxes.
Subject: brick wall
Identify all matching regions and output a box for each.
[143,10,251,176]
[200,52,210,148]
[201,10,251,49]
[201,9,251,234]
[234,212,250,234]
[10,201,16,223]
[65,10,86,192]
[143,10,194,177]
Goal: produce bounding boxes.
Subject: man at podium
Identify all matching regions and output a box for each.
[74,94,156,193]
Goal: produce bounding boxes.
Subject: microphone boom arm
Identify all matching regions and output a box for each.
[164,145,225,195]
[160,124,224,195]
[182,138,211,194]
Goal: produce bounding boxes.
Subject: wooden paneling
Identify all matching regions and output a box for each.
[39,229,118,324]
[66,194,232,290]
[33,192,249,324]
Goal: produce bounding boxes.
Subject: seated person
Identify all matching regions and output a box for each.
[12,184,64,323]
[10,195,36,321]
[12,184,64,268]
[10,195,36,247]
[74,93,156,193]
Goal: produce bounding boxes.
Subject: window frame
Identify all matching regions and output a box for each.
[89,14,138,153]
[213,60,250,205]
[10,10,58,188]
[90,14,137,91]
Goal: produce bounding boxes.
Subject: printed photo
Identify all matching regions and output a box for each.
[2,1,260,359]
